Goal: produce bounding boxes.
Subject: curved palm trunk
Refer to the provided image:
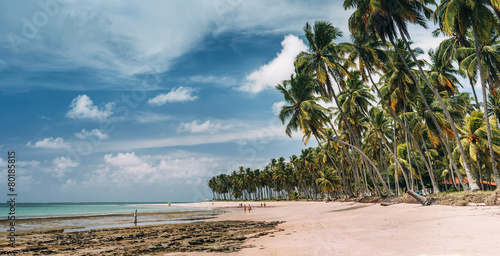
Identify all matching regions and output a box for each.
[327,121,356,196]
[318,129,393,196]
[472,21,500,186]
[367,70,440,192]
[325,73,364,194]
[361,107,405,194]
[393,33,472,192]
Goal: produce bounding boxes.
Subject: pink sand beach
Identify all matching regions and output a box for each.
[172,201,500,256]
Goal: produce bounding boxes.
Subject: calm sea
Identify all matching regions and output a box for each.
[0,202,195,219]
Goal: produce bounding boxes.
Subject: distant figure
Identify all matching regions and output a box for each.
[134,210,138,224]
[168,202,171,206]
[261,203,263,207]
[264,202,266,207]
[248,205,252,213]
[244,205,247,213]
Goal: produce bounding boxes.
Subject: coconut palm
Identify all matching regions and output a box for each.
[457,111,500,188]
[437,0,500,185]
[345,0,480,191]
[487,88,500,128]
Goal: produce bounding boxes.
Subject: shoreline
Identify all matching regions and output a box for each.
[1,201,500,255]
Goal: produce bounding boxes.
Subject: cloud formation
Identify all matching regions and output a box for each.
[178,120,232,133]
[27,137,68,149]
[239,35,307,93]
[75,129,109,140]
[49,156,80,177]
[90,151,220,186]
[148,87,198,106]
[272,101,286,116]
[66,95,114,120]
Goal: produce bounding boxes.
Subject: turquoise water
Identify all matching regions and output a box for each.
[0,202,194,219]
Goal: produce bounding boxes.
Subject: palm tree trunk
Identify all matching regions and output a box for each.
[318,129,393,196]
[394,119,400,195]
[469,77,481,110]
[442,134,468,190]
[403,103,414,191]
[471,21,500,186]
[392,33,472,192]
[325,74,364,193]
[361,107,404,194]
[367,70,438,192]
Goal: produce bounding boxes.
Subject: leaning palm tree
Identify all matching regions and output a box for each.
[277,72,393,196]
[345,0,480,191]
[437,0,500,186]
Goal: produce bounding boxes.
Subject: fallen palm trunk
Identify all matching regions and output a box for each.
[407,190,434,206]
[380,202,401,206]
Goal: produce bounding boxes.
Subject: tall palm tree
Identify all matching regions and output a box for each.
[437,0,500,185]
[345,0,480,191]
[277,72,393,195]
[295,21,372,193]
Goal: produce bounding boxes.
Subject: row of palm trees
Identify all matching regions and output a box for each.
[208,0,500,199]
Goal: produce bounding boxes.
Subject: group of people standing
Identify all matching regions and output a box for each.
[239,202,266,213]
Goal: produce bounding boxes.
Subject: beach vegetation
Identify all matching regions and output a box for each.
[208,0,500,201]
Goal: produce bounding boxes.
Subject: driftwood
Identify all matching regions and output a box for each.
[380,202,401,206]
[407,190,434,206]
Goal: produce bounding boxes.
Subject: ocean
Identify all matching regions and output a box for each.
[0,202,218,232]
[0,202,193,219]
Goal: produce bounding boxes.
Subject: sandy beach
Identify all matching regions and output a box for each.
[175,201,500,256]
[2,201,500,255]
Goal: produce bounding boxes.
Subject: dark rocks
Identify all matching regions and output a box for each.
[0,220,282,255]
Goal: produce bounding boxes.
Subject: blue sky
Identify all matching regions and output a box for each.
[0,0,473,202]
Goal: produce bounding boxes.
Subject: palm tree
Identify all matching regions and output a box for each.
[276,73,330,144]
[487,88,500,128]
[427,47,461,95]
[316,167,340,198]
[437,0,500,186]
[457,110,500,188]
[277,71,393,196]
[345,0,480,191]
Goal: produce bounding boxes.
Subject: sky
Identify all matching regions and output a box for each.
[0,0,475,203]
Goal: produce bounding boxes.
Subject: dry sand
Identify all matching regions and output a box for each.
[172,201,500,256]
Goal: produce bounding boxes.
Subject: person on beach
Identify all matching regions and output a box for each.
[244,205,247,213]
[264,202,266,207]
[261,203,263,207]
[134,210,137,224]
[248,205,252,213]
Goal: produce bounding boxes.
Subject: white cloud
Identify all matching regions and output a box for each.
[84,151,223,186]
[0,1,356,92]
[75,129,109,140]
[239,35,307,93]
[53,156,79,169]
[66,95,114,120]
[104,152,142,166]
[272,101,286,116]
[147,87,198,106]
[178,120,232,133]
[27,137,68,149]
[47,156,80,177]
